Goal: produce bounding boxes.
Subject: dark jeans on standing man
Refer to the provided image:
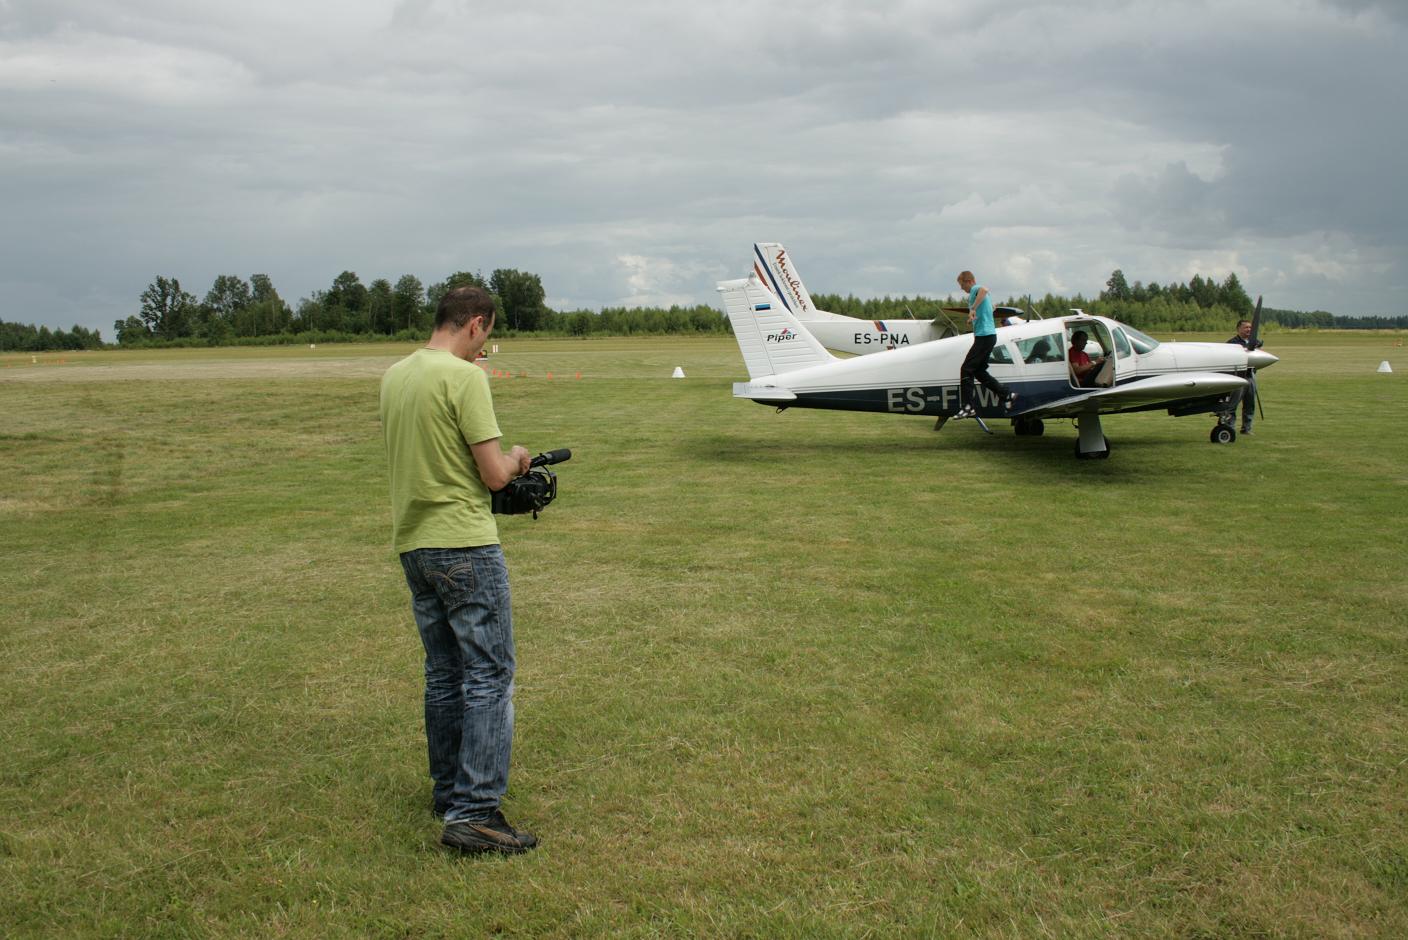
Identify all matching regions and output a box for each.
[399,545,515,824]
[960,333,1009,407]
[1219,373,1257,433]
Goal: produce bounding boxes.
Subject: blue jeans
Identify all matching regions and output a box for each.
[1220,373,1257,432]
[399,545,515,823]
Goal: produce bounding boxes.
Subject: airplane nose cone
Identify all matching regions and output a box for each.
[1247,349,1279,370]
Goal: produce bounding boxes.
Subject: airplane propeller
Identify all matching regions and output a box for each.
[1249,295,1266,421]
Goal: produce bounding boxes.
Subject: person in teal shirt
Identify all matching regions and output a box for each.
[955,270,1017,418]
[380,285,538,855]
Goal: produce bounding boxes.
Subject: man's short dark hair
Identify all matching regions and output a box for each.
[436,286,496,332]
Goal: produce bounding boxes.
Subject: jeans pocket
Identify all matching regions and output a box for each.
[425,556,479,609]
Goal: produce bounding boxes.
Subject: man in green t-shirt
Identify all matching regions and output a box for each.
[379,285,537,855]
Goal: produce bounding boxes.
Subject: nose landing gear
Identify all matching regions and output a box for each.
[1210,423,1237,445]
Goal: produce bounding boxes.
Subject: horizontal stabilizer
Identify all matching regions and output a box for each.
[732,382,797,402]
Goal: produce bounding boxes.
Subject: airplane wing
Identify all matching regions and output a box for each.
[1019,372,1247,418]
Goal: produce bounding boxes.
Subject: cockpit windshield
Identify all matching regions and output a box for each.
[1123,326,1161,354]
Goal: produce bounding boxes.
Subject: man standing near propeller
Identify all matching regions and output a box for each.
[1224,317,1263,435]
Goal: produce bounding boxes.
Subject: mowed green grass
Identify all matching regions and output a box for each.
[2,332,1405,938]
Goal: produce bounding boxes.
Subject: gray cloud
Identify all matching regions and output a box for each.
[1,0,1404,337]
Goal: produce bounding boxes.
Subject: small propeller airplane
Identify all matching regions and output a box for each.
[719,249,1279,459]
[750,241,1027,354]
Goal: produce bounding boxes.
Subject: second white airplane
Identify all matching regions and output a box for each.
[750,241,1025,355]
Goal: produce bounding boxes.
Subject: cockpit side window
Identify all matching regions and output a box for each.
[1113,327,1133,359]
[1017,333,1064,364]
[987,343,1014,364]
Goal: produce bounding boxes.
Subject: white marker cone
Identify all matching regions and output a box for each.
[1378,360,1392,373]
[672,366,686,378]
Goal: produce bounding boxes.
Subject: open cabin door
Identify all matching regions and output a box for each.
[1065,320,1115,388]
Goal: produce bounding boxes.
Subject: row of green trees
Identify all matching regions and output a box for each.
[1259,306,1407,329]
[552,305,728,336]
[1096,270,1408,330]
[111,269,550,346]
[106,269,730,348]
[812,289,1252,333]
[1100,270,1406,329]
[1101,269,1254,315]
[816,269,1407,333]
[5,265,1403,353]
[0,321,106,352]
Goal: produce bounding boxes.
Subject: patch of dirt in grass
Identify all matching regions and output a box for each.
[0,356,402,384]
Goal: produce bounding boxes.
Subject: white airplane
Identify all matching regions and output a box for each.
[749,241,1026,355]
[717,272,1279,459]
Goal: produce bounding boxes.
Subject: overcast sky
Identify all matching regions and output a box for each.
[3,0,1405,336]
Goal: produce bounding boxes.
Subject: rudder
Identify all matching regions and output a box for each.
[753,242,820,317]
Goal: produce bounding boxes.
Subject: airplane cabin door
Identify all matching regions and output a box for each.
[1065,320,1116,388]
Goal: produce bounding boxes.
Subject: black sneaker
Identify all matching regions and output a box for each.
[954,405,977,419]
[1005,392,1019,411]
[441,810,538,855]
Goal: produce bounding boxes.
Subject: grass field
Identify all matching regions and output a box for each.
[2,331,1405,937]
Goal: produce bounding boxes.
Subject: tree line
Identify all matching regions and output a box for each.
[4,265,1403,352]
[816,269,1407,334]
[0,321,105,353]
[96,268,732,348]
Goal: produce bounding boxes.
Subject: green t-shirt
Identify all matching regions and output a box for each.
[379,348,502,553]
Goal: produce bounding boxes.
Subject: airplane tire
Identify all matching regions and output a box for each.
[1013,418,1045,437]
[1031,419,1044,437]
[1210,424,1236,445]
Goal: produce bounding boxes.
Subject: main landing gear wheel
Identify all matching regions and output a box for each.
[1013,417,1045,436]
[1075,437,1111,460]
[1210,424,1237,444]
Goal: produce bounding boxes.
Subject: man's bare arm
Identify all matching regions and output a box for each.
[471,438,532,491]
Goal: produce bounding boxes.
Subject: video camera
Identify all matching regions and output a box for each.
[491,449,571,519]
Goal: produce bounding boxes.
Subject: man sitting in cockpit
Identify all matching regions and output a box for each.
[1069,330,1107,386]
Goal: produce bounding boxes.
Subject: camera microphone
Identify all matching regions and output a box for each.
[530,448,572,468]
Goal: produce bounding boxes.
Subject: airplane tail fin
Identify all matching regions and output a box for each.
[718,274,836,379]
[753,242,833,319]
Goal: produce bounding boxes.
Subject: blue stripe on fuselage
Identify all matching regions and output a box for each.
[748,376,1231,419]
[762,380,1069,417]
